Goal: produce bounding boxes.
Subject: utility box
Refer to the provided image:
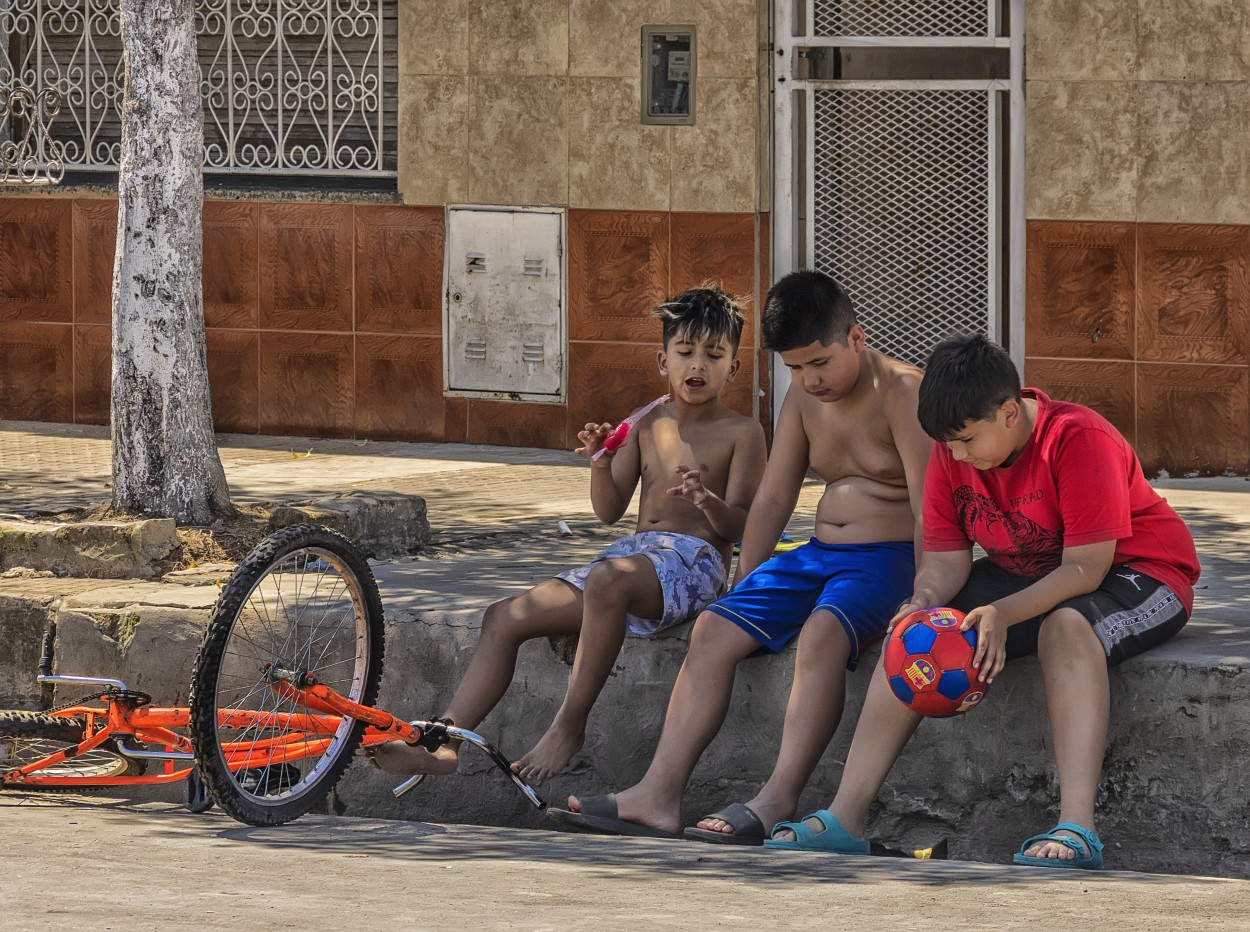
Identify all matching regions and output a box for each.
[443,207,565,401]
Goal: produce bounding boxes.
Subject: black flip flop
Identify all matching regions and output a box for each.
[547,794,681,839]
[683,802,768,846]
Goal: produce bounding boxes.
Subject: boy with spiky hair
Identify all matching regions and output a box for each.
[369,285,766,782]
[767,333,1199,869]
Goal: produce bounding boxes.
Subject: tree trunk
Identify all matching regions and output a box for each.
[111,0,233,524]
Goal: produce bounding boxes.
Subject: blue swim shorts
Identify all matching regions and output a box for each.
[555,531,729,636]
[706,539,915,669]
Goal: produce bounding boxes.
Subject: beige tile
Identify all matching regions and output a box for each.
[570,0,668,78]
[1138,82,1250,224]
[1026,0,1137,81]
[398,76,469,206]
[469,0,568,76]
[469,75,569,206]
[569,78,670,211]
[670,0,757,79]
[670,77,757,213]
[399,0,468,75]
[1026,81,1137,221]
[1139,0,1250,81]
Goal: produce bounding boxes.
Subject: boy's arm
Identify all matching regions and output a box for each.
[961,539,1116,684]
[884,372,932,562]
[668,420,767,542]
[887,548,974,636]
[733,388,811,583]
[577,421,642,524]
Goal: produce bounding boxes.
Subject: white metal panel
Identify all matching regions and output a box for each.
[444,207,565,400]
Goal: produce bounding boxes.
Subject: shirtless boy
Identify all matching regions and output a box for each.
[548,269,932,840]
[368,286,766,782]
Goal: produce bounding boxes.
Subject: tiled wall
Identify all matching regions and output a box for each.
[397,0,763,215]
[1024,2,1250,476]
[0,196,767,449]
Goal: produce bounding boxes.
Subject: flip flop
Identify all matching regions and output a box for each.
[546,794,681,839]
[763,809,871,854]
[684,802,769,846]
[1013,822,1104,870]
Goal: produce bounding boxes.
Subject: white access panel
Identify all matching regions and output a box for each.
[444,207,565,400]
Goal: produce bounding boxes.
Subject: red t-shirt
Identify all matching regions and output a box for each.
[923,389,1200,614]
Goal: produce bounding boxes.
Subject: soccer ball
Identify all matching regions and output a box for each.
[883,607,988,718]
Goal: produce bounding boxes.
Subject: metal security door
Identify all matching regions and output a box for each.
[773,0,1024,374]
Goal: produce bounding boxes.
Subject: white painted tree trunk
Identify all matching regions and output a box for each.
[110,0,233,524]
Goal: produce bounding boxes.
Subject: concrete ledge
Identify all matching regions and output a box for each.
[268,491,431,558]
[1,532,1247,877]
[0,518,177,578]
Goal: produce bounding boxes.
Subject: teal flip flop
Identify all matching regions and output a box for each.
[1012,822,1104,870]
[763,809,871,854]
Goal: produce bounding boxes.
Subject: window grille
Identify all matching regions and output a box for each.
[812,88,992,365]
[0,0,397,178]
[812,0,989,39]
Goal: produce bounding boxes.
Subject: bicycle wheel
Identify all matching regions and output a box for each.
[0,711,145,786]
[189,524,385,826]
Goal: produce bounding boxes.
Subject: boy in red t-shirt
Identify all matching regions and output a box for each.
[764,333,1199,870]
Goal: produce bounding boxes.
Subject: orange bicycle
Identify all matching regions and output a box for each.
[0,524,544,826]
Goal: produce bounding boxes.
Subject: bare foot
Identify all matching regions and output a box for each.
[512,723,584,782]
[696,795,794,839]
[364,740,458,776]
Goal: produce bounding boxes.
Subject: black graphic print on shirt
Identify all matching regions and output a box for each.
[952,485,1064,577]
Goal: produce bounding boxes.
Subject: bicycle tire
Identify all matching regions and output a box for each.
[0,710,145,786]
[188,524,385,826]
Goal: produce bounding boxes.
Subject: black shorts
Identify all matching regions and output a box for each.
[949,559,1189,667]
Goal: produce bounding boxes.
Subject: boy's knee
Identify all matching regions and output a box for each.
[688,611,751,659]
[1038,607,1100,655]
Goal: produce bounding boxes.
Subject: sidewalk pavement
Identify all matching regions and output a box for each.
[3,793,1249,931]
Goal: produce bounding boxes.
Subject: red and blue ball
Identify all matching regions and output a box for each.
[883,607,988,718]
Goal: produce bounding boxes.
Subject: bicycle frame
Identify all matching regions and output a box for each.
[5,664,545,810]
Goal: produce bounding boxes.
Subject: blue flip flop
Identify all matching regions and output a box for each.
[1013,822,1104,870]
[763,809,871,854]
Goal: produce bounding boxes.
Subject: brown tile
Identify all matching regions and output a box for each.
[258,331,355,438]
[203,201,259,329]
[1136,362,1250,476]
[1137,223,1250,364]
[720,348,755,418]
[206,329,259,434]
[355,206,444,336]
[0,198,72,323]
[72,199,118,326]
[443,396,468,443]
[259,203,354,332]
[355,334,445,441]
[756,211,770,351]
[568,210,670,343]
[0,322,72,421]
[567,340,668,444]
[72,324,111,425]
[1024,358,1136,445]
[466,399,568,449]
[757,347,773,444]
[671,211,758,351]
[1025,220,1135,360]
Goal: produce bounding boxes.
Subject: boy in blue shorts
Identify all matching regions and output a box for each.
[368,286,766,783]
[767,333,1199,868]
[549,270,933,840]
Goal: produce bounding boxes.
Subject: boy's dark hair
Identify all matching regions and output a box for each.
[653,283,746,351]
[761,269,858,351]
[918,333,1023,440]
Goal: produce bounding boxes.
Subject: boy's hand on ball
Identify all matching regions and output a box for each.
[962,605,1006,683]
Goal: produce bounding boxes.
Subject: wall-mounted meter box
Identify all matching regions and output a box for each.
[641,25,696,125]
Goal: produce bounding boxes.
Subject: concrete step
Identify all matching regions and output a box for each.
[1,525,1247,877]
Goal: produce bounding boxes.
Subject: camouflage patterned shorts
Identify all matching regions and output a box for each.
[555,531,729,636]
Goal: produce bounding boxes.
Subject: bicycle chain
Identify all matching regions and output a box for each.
[43,688,124,717]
